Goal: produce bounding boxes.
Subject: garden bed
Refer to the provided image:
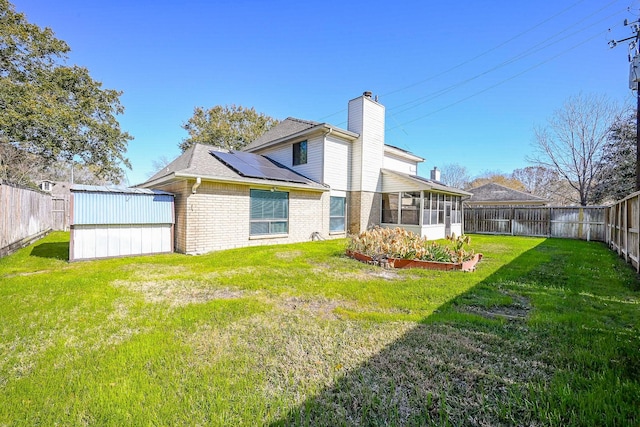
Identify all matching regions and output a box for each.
[346,250,483,272]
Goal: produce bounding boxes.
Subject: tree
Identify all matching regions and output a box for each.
[440,163,470,189]
[0,0,132,184]
[147,155,172,178]
[467,172,525,191]
[529,93,620,206]
[180,105,279,152]
[511,165,572,202]
[0,142,44,186]
[590,109,636,204]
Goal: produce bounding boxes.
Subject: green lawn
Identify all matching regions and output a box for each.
[0,232,638,426]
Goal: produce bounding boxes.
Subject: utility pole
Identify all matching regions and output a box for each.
[610,19,640,190]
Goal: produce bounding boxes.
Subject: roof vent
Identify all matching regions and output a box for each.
[363,91,372,98]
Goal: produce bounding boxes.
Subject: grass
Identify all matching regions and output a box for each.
[0,232,638,426]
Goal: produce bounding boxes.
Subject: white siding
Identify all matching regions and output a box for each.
[421,224,447,240]
[256,135,324,183]
[348,99,363,191]
[71,224,173,261]
[381,172,422,193]
[324,135,351,191]
[383,153,418,175]
[348,95,385,192]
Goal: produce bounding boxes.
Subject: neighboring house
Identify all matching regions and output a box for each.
[465,183,548,207]
[139,92,470,254]
[38,180,55,192]
[38,180,72,196]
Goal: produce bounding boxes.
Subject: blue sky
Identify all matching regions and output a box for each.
[12,0,638,185]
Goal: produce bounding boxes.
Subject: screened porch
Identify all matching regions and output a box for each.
[381,191,464,240]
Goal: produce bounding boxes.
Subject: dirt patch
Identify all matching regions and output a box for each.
[118,264,192,280]
[112,280,244,306]
[274,250,303,260]
[279,296,343,320]
[458,292,531,321]
[311,263,406,281]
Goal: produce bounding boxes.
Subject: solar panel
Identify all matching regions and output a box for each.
[211,150,315,185]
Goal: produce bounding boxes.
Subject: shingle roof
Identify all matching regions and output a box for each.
[139,143,326,191]
[243,117,322,152]
[467,183,547,204]
[381,169,472,196]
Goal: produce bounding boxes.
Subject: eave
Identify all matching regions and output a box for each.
[245,124,358,153]
[139,172,329,193]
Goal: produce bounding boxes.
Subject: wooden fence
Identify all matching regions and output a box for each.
[52,195,70,231]
[464,206,608,241]
[607,190,640,272]
[0,182,52,257]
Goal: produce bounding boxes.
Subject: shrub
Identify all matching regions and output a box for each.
[347,227,475,263]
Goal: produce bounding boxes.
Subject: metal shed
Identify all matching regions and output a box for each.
[70,185,175,261]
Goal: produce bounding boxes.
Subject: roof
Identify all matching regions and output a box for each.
[243,117,359,152]
[139,143,327,191]
[466,183,547,205]
[381,169,472,196]
[71,184,174,196]
[384,144,424,163]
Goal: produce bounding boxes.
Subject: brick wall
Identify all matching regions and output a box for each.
[153,178,331,254]
[151,180,189,253]
[348,191,382,233]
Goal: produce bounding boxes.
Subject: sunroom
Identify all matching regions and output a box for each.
[379,169,472,240]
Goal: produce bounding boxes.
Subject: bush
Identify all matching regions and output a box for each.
[347,227,474,263]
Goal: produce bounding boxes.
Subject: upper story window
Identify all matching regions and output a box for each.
[293,141,307,166]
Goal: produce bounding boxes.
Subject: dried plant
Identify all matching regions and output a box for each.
[347,227,475,263]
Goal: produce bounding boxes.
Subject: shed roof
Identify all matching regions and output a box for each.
[466,183,547,205]
[71,184,173,196]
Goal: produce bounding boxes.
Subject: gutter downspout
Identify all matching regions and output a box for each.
[192,176,201,194]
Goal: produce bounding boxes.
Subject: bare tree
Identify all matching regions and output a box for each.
[511,166,572,203]
[467,171,525,191]
[147,155,172,178]
[440,163,470,189]
[528,93,620,206]
[0,142,45,186]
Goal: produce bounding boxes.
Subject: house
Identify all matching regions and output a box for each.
[465,183,548,207]
[139,92,470,254]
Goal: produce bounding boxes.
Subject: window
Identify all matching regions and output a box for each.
[451,196,462,224]
[330,196,346,232]
[400,192,420,225]
[382,193,399,224]
[438,194,445,224]
[293,141,307,166]
[250,189,288,235]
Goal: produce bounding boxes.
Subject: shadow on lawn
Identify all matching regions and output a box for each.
[30,241,69,261]
[269,239,561,426]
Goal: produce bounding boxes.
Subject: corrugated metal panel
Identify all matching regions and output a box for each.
[73,192,174,225]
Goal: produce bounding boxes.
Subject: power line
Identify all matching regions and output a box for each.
[380,0,590,99]
[316,0,621,124]
[386,30,611,131]
[388,4,627,116]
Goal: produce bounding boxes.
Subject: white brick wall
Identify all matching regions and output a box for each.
[158,179,333,254]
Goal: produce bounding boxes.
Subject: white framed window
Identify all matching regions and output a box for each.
[330,196,346,232]
[382,193,399,224]
[250,189,288,235]
[401,192,420,225]
[293,141,307,166]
